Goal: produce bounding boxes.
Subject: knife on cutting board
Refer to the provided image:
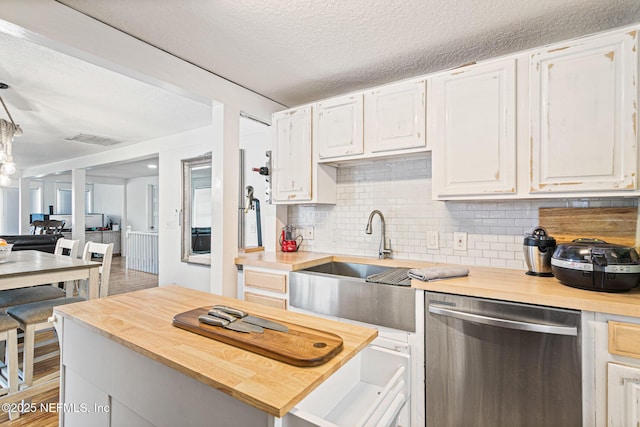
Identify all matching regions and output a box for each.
[212,305,290,333]
[197,314,260,333]
[207,309,265,333]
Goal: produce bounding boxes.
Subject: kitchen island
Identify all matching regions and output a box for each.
[53,285,378,426]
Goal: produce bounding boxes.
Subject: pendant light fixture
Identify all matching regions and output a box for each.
[0,83,22,187]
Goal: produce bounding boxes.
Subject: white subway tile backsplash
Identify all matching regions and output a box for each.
[507,260,526,269]
[490,242,507,251]
[288,156,638,270]
[491,258,508,268]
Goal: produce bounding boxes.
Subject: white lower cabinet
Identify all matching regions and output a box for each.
[586,311,640,427]
[57,316,269,426]
[283,345,409,427]
[608,363,640,427]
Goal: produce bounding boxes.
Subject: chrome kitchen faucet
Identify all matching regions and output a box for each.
[365,210,392,259]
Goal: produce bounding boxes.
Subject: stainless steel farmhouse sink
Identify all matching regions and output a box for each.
[302,261,390,279]
[289,262,416,332]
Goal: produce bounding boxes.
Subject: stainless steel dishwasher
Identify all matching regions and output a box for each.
[425,292,581,427]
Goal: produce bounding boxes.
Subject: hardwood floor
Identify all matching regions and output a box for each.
[106,256,160,296]
[0,256,158,426]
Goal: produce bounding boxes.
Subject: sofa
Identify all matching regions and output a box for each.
[1,234,63,253]
[191,227,211,253]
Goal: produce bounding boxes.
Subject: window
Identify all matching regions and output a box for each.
[56,187,93,214]
[29,187,41,214]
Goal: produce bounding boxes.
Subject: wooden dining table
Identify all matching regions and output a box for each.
[0,250,101,299]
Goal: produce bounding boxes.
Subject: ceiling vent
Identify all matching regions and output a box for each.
[65,133,123,146]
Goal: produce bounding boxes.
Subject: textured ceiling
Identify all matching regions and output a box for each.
[58,0,640,106]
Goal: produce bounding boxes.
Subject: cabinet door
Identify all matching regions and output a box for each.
[272,106,313,202]
[365,79,426,152]
[608,363,640,427]
[85,231,103,244]
[431,59,517,197]
[102,231,121,255]
[316,94,364,159]
[530,30,638,193]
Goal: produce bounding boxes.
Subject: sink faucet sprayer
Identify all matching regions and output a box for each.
[365,210,392,259]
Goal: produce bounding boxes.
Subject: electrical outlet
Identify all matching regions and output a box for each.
[453,232,467,251]
[302,226,314,240]
[427,231,439,249]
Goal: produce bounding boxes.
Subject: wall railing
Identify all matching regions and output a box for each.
[126,230,158,274]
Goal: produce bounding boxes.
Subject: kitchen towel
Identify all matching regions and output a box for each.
[408,266,469,282]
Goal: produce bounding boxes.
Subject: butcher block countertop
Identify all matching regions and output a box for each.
[235,251,433,271]
[236,251,640,318]
[53,285,377,418]
[411,265,640,317]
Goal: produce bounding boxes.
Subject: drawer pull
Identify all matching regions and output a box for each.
[356,366,405,426]
[375,393,407,427]
[621,376,640,386]
[363,381,405,427]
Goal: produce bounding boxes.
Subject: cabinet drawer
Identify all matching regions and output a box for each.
[245,270,287,293]
[243,292,287,310]
[287,345,409,427]
[609,321,640,359]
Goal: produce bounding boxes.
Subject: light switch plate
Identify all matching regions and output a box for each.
[453,232,467,251]
[427,231,439,249]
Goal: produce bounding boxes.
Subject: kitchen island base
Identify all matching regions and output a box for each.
[58,317,402,427]
[58,318,268,426]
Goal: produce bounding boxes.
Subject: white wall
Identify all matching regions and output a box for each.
[125,177,157,232]
[158,127,213,292]
[94,183,124,227]
[289,155,639,269]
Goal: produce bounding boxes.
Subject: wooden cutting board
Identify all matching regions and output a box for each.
[172,307,344,367]
[538,207,639,249]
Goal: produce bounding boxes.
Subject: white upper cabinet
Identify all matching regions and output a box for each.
[272,106,337,205]
[271,24,640,202]
[315,94,364,159]
[271,106,313,202]
[364,79,426,153]
[430,59,517,198]
[529,30,638,193]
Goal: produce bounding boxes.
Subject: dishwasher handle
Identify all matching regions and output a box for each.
[428,304,578,336]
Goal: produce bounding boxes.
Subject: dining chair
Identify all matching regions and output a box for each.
[30,220,46,235]
[6,297,84,388]
[54,237,79,258]
[44,220,65,235]
[0,314,20,419]
[54,238,80,297]
[5,242,112,391]
[80,242,114,299]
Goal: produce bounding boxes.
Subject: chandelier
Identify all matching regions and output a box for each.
[0,85,22,187]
